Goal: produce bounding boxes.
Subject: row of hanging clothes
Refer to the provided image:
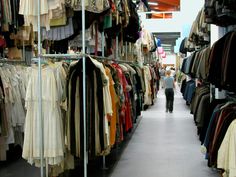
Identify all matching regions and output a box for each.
[180,46,211,105]
[205,0,236,26]
[0,0,143,59]
[181,28,236,177]
[190,84,210,142]
[199,97,236,177]
[179,7,210,55]
[0,63,28,161]
[208,31,236,93]
[180,78,195,105]
[201,30,236,177]
[189,85,236,177]
[0,57,158,176]
[180,3,236,177]
[179,4,212,137]
[65,58,158,160]
[179,6,211,106]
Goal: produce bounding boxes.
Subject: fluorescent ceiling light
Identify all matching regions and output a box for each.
[148,2,158,5]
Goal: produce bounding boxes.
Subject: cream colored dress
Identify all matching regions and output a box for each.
[143,66,152,106]
[22,66,64,166]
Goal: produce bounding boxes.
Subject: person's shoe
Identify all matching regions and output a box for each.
[166,110,168,113]
[169,111,173,113]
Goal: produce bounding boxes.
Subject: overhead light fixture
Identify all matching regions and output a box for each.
[148,2,158,5]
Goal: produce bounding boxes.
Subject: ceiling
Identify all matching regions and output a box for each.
[148,0,180,19]
[138,1,181,53]
[147,1,181,53]
[148,0,180,12]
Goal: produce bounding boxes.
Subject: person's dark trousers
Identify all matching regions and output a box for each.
[165,88,174,112]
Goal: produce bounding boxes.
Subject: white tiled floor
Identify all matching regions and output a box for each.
[110,89,220,177]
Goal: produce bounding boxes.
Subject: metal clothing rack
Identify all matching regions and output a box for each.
[36,0,87,177]
[0,60,28,68]
[0,59,27,64]
[35,1,137,176]
[39,53,135,64]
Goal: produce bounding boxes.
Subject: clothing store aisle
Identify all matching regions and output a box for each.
[110,88,220,177]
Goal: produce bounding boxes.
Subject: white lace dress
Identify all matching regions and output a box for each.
[22,66,64,166]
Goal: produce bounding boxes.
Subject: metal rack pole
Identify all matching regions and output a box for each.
[129,43,132,61]
[125,42,128,61]
[116,36,119,60]
[41,53,83,58]
[81,0,87,177]
[102,32,105,57]
[101,31,108,170]
[22,40,25,62]
[37,0,44,176]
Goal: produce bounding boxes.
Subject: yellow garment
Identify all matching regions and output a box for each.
[50,13,67,26]
[105,67,118,147]
[217,119,236,177]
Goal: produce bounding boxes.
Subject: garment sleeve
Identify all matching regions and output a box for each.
[217,120,236,177]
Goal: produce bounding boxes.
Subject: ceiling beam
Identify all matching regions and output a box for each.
[152,6,178,11]
[149,1,180,11]
[157,0,180,6]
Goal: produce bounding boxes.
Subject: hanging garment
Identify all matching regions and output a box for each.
[105,66,118,147]
[208,31,236,91]
[190,85,210,115]
[205,0,236,26]
[183,80,195,104]
[196,46,211,80]
[208,104,236,167]
[199,99,227,144]
[42,18,74,41]
[105,64,123,143]
[22,65,65,166]
[66,0,110,13]
[189,7,210,47]
[218,119,236,177]
[0,64,29,161]
[143,66,152,106]
[131,65,144,117]
[19,0,65,31]
[119,64,134,132]
[112,63,133,140]
[123,63,139,121]
[66,58,105,158]
[90,58,112,154]
[2,0,12,27]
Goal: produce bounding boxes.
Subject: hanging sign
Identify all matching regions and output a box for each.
[161,52,166,58]
[158,47,164,54]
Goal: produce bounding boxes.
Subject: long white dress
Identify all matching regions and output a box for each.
[22,66,64,166]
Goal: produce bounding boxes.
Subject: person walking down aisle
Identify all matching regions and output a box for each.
[164,70,175,113]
